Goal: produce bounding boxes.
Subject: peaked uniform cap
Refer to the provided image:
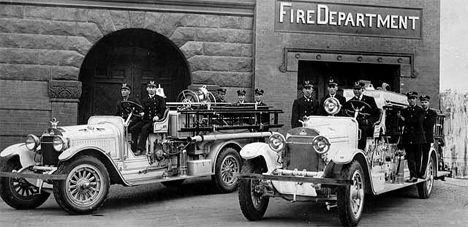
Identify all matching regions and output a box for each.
[237,90,246,95]
[419,95,430,101]
[147,81,157,87]
[406,91,419,98]
[254,88,264,95]
[121,83,131,90]
[328,79,338,87]
[302,80,313,88]
[353,81,365,89]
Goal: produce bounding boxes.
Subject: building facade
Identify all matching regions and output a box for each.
[0,0,440,150]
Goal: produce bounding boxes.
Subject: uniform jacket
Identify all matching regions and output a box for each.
[255,101,267,106]
[141,95,166,123]
[422,108,437,143]
[319,93,346,116]
[114,96,141,119]
[401,105,426,145]
[291,96,318,128]
[345,95,380,125]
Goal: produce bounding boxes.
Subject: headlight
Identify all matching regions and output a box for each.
[25,134,40,151]
[323,97,341,116]
[268,133,286,152]
[52,135,68,152]
[312,135,330,154]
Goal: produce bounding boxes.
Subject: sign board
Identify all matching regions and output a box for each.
[275,1,422,39]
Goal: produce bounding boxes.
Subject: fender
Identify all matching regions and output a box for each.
[58,145,130,186]
[0,143,36,168]
[206,140,242,172]
[331,147,365,165]
[240,142,279,173]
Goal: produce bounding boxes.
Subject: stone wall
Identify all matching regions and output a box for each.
[0,1,254,150]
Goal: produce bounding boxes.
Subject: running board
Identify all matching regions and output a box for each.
[127,173,213,186]
[374,178,429,195]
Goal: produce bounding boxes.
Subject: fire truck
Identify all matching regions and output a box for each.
[237,87,450,226]
[0,86,282,214]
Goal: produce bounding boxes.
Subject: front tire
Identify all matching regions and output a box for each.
[337,161,365,226]
[417,156,435,199]
[238,160,269,221]
[0,159,50,209]
[53,155,110,214]
[212,147,241,193]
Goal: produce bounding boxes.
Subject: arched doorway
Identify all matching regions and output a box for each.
[78,29,190,124]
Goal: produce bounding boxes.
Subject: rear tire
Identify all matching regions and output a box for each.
[212,147,241,193]
[238,160,269,221]
[53,155,110,214]
[337,160,365,226]
[0,159,50,209]
[417,156,435,199]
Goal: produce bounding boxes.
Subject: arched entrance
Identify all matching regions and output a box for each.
[78,29,190,124]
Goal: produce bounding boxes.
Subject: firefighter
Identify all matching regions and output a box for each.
[254,88,267,106]
[114,83,141,152]
[420,94,437,178]
[343,81,379,150]
[398,91,426,182]
[235,90,246,105]
[134,81,167,156]
[319,78,346,116]
[291,80,319,128]
[216,88,227,103]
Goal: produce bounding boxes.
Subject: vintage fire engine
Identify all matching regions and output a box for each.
[237,88,450,226]
[0,87,282,214]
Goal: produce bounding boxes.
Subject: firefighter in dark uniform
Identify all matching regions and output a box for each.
[319,79,346,116]
[134,81,167,156]
[216,88,227,103]
[114,83,141,152]
[420,94,437,178]
[343,81,379,150]
[291,80,318,128]
[235,90,246,105]
[254,88,267,106]
[399,91,426,182]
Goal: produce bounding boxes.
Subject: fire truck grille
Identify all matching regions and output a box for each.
[41,136,59,166]
[282,137,325,172]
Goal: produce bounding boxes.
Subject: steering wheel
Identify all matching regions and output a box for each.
[120,100,144,117]
[343,100,372,119]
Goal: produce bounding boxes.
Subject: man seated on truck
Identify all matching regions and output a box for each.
[114,83,141,152]
[134,81,167,156]
[343,81,379,150]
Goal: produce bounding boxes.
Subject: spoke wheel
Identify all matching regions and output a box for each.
[337,160,365,226]
[238,160,269,221]
[53,155,110,214]
[0,159,50,209]
[417,156,435,199]
[212,147,241,193]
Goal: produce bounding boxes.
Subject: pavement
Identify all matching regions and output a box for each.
[444,177,468,187]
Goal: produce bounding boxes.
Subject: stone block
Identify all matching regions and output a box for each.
[188,55,252,72]
[180,41,203,59]
[195,28,252,43]
[203,43,252,57]
[0,80,51,110]
[75,22,103,44]
[0,4,23,19]
[24,6,87,22]
[0,64,50,81]
[170,27,196,47]
[192,71,251,87]
[129,11,146,28]
[51,66,80,80]
[182,14,221,28]
[51,100,79,126]
[87,9,115,35]
[110,10,130,31]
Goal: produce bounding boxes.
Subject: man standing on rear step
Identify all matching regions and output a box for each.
[134,81,166,156]
[398,91,426,183]
[420,94,437,178]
